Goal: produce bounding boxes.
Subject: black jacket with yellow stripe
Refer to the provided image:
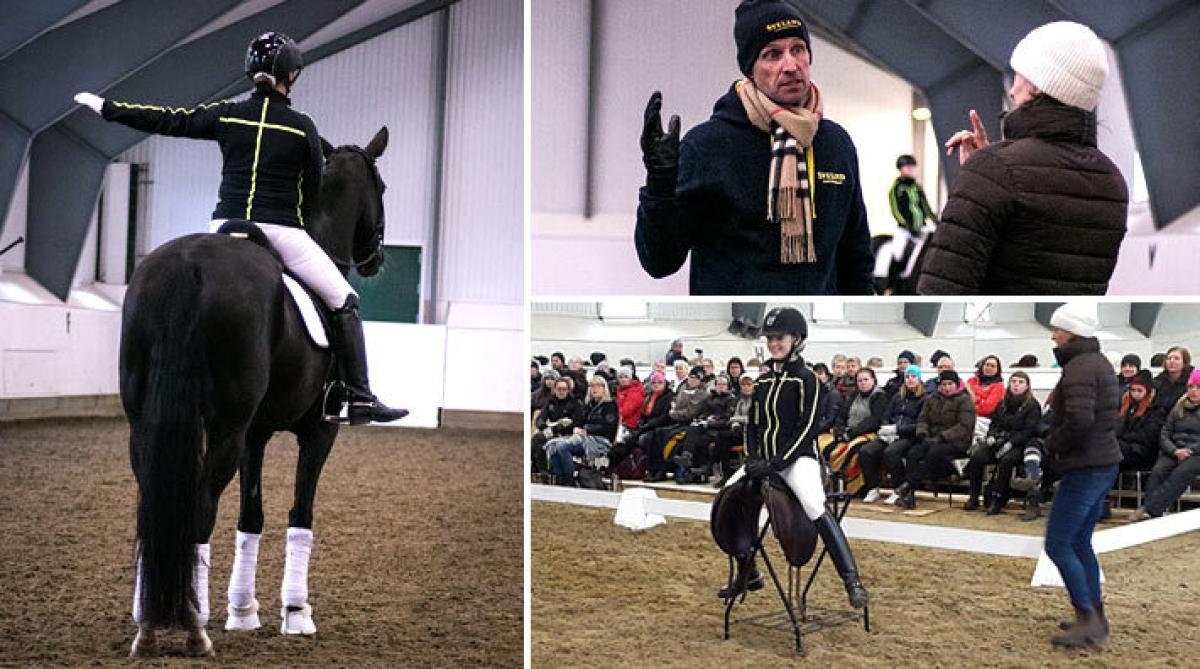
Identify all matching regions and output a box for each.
[102,89,322,228]
[747,356,822,468]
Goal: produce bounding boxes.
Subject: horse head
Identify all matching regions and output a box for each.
[314,126,389,277]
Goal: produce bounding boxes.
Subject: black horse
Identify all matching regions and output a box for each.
[119,127,389,656]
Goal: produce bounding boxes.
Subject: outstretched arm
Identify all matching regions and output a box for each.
[77,91,227,140]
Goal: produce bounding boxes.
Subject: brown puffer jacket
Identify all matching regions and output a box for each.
[916,386,976,449]
[916,96,1128,295]
[1046,336,1121,472]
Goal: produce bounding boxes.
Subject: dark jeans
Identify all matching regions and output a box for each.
[882,438,915,485]
[710,427,743,469]
[859,439,889,490]
[1144,453,1200,516]
[1044,465,1117,609]
[965,442,1025,503]
[904,438,967,488]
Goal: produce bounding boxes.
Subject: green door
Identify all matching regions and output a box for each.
[348,245,421,323]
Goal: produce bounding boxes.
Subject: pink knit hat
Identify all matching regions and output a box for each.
[1188,369,1200,386]
[648,371,667,384]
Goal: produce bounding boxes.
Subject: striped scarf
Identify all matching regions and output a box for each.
[736,79,823,264]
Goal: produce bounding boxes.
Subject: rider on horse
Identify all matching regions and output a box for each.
[720,306,869,609]
[75,32,405,425]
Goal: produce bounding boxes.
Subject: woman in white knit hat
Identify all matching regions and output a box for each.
[917,22,1128,296]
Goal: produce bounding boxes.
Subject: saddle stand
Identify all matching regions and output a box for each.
[722,485,870,654]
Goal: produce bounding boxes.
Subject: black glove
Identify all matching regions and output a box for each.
[641,91,680,196]
[744,458,774,480]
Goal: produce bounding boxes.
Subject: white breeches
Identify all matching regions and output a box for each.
[210,220,355,309]
[892,228,912,261]
[725,456,828,521]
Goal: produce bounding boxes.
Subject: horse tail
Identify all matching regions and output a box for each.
[130,261,207,629]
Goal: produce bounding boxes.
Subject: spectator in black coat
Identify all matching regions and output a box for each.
[1117,354,1142,397]
[544,377,619,485]
[882,350,916,398]
[1137,370,1200,519]
[532,378,585,474]
[1116,370,1162,471]
[1152,346,1192,416]
[963,371,1043,514]
[917,22,1126,296]
[665,339,687,366]
[861,366,927,503]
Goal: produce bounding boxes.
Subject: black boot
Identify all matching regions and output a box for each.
[330,297,409,425]
[717,557,764,599]
[814,513,869,609]
[1021,491,1042,522]
[895,482,916,510]
[885,258,905,295]
[1052,605,1108,647]
[985,493,1005,516]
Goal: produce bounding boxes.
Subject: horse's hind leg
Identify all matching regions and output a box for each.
[181,421,244,656]
[280,420,337,636]
[225,426,273,632]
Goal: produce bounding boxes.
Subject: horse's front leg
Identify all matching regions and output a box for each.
[225,426,273,632]
[280,420,337,636]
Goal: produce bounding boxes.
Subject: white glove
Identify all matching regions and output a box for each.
[74,92,104,114]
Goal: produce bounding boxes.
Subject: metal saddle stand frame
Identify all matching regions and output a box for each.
[721,477,871,654]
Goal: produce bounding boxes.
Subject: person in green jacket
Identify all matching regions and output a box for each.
[886,154,937,294]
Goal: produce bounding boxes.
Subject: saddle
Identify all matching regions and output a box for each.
[710,472,818,568]
[215,220,330,349]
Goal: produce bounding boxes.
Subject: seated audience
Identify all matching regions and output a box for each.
[963,371,1042,514]
[544,376,618,486]
[1116,370,1163,471]
[888,370,976,509]
[532,378,584,474]
[1136,370,1200,519]
[861,365,926,502]
[823,368,889,495]
[967,355,1005,418]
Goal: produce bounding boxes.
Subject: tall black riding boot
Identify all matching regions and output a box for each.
[885,257,905,295]
[330,297,409,425]
[814,513,869,609]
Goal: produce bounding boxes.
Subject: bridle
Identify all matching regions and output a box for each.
[326,145,385,271]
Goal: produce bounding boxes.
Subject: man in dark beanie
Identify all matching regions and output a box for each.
[882,349,916,397]
[1041,303,1120,648]
[635,0,873,295]
[917,21,1127,295]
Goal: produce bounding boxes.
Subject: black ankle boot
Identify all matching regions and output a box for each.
[330,297,408,425]
[814,513,869,609]
[985,494,1005,515]
[717,556,764,599]
[963,495,981,511]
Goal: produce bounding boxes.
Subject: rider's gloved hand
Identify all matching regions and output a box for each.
[744,458,774,480]
[74,92,104,115]
[641,91,680,196]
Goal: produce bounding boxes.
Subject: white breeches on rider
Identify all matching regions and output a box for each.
[892,227,913,261]
[210,220,356,309]
[724,456,827,521]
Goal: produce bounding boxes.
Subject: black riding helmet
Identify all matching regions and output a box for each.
[245,32,303,86]
[761,307,807,341]
[896,154,917,169]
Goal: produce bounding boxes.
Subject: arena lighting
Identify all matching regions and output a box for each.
[599,300,649,321]
[911,107,932,121]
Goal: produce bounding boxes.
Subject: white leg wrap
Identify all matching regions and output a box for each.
[132,553,143,623]
[228,531,261,608]
[193,543,211,628]
[281,528,313,608]
[783,457,828,520]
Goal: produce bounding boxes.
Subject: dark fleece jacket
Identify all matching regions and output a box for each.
[636,84,874,295]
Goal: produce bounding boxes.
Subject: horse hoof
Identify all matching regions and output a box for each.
[225,599,262,631]
[129,628,158,658]
[185,628,214,657]
[280,604,316,636]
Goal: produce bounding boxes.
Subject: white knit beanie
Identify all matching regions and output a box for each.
[1050,303,1098,337]
[1009,21,1108,111]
